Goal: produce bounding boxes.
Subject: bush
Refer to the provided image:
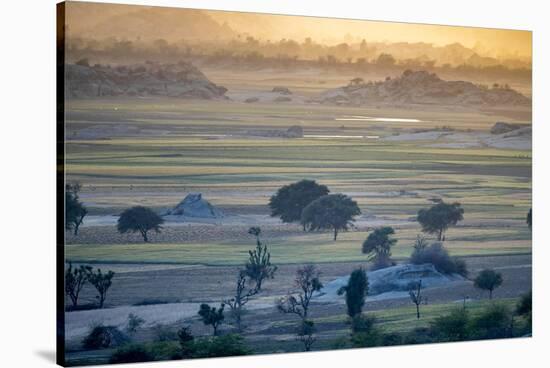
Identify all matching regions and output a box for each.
[350,314,377,333]
[431,308,470,341]
[381,332,403,346]
[82,325,128,349]
[126,313,145,334]
[471,304,512,339]
[133,298,179,306]
[410,242,468,276]
[109,344,153,364]
[402,327,436,345]
[189,334,251,358]
[148,341,182,360]
[151,323,178,342]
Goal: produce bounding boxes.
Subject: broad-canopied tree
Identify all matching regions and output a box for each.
[301,194,361,240]
[117,206,164,242]
[474,269,503,299]
[417,202,464,241]
[269,180,329,229]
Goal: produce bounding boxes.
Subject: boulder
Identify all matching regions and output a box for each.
[490,122,525,135]
[164,193,224,218]
[272,86,292,95]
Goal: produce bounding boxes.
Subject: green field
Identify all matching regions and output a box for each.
[65,99,531,265]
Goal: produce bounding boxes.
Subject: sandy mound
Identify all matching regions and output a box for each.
[316,263,465,302]
[163,193,224,219]
[319,70,530,107]
[65,61,227,99]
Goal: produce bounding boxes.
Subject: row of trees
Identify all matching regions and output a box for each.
[66,181,531,244]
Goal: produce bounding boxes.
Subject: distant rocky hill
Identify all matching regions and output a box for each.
[65,61,227,99]
[319,70,531,107]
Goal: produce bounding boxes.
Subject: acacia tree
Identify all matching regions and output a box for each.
[117,206,164,242]
[301,194,361,241]
[269,180,329,230]
[65,263,92,308]
[244,227,277,291]
[198,303,225,336]
[417,202,464,241]
[338,268,369,318]
[474,269,503,299]
[86,268,115,308]
[66,182,88,236]
[362,227,397,269]
[408,280,424,319]
[277,265,323,321]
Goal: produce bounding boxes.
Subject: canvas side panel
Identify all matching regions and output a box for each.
[56,2,66,366]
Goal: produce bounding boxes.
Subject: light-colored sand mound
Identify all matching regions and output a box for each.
[163,193,224,219]
[315,263,465,302]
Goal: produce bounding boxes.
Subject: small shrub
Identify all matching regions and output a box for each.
[381,332,403,346]
[126,313,145,334]
[410,242,468,276]
[431,308,470,341]
[109,344,153,364]
[471,304,512,339]
[148,341,182,360]
[82,325,128,349]
[402,327,436,345]
[189,334,251,358]
[350,314,377,333]
[151,323,178,342]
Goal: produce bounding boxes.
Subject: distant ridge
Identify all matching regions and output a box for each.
[319,70,531,107]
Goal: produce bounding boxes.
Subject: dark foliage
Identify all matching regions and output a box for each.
[269,180,329,227]
[109,344,153,364]
[301,194,361,240]
[65,262,92,308]
[471,304,512,339]
[338,268,368,318]
[65,182,87,236]
[527,208,532,229]
[431,308,470,341]
[474,269,503,299]
[244,227,277,291]
[186,334,251,358]
[86,267,115,308]
[198,303,225,336]
[362,227,397,269]
[83,325,128,350]
[417,202,464,241]
[410,242,468,277]
[297,320,316,352]
[117,206,164,242]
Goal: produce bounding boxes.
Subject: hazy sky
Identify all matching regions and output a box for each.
[66,2,532,60]
[208,11,532,59]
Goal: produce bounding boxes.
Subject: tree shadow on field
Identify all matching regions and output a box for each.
[35,350,56,363]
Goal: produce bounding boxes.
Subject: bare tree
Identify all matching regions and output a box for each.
[277,265,323,321]
[65,263,92,308]
[223,271,259,332]
[408,280,424,319]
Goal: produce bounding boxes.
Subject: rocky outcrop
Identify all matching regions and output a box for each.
[490,122,527,134]
[65,62,227,99]
[319,70,531,107]
[164,193,224,219]
[316,263,465,302]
